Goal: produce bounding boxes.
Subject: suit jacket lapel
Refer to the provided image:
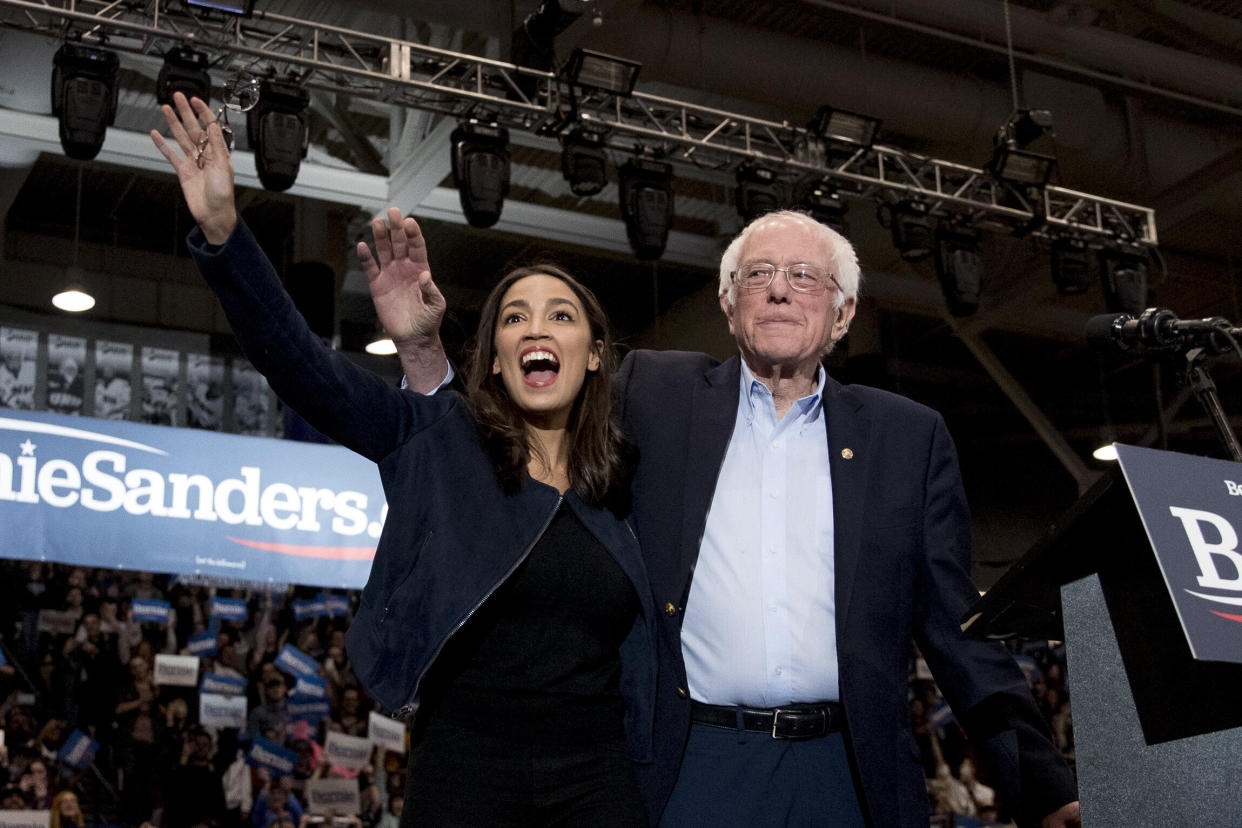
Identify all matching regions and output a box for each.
[679,356,741,597]
[824,376,869,642]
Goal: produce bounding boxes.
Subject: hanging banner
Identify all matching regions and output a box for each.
[0,409,383,589]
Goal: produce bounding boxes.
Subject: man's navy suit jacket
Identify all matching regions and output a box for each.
[616,350,1075,827]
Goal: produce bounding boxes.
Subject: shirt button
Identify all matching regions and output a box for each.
[770,491,779,498]
[769,604,778,614]
[664,602,677,616]
[774,666,783,676]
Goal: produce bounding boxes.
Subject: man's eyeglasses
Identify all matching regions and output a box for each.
[732,263,840,295]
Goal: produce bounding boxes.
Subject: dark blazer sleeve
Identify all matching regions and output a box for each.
[911,415,1077,825]
[187,220,453,463]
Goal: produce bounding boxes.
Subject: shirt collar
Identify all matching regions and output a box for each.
[738,358,826,422]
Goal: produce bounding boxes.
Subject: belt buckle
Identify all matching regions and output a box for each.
[770,707,827,740]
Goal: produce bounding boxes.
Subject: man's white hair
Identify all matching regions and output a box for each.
[717,210,861,308]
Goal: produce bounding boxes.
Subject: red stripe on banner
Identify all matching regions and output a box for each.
[1210,610,1242,623]
[227,537,376,560]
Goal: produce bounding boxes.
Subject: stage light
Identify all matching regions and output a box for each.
[618,157,674,260]
[157,44,212,106]
[934,225,982,316]
[1092,444,1118,462]
[1050,237,1091,295]
[1099,243,1149,316]
[884,200,934,262]
[560,128,607,196]
[989,108,1057,187]
[562,48,642,96]
[184,0,255,15]
[798,180,849,236]
[51,42,119,161]
[451,118,511,228]
[807,105,881,149]
[245,78,309,192]
[734,162,781,224]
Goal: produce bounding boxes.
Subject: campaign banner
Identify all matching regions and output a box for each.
[247,736,296,776]
[274,644,319,679]
[321,593,350,618]
[131,598,171,624]
[210,596,249,623]
[0,410,382,589]
[58,729,98,768]
[323,731,372,771]
[367,711,406,755]
[187,630,217,657]
[0,811,50,828]
[292,598,328,621]
[287,694,331,724]
[154,653,200,687]
[304,778,360,816]
[200,692,248,729]
[201,672,247,696]
[1116,443,1242,663]
[294,674,327,699]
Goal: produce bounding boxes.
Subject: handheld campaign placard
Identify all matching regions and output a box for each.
[323,731,372,770]
[274,644,319,679]
[305,778,360,816]
[1117,443,1242,663]
[200,693,247,729]
[367,711,406,754]
[154,654,200,687]
[0,812,51,828]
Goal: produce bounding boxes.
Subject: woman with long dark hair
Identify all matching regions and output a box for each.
[152,92,654,827]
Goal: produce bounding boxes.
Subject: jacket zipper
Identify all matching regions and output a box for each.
[394,494,563,719]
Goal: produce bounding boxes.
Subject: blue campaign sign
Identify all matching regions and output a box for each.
[1116,443,1242,663]
[210,596,249,622]
[201,672,247,696]
[132,598,171,624]
[287,693,331,724]
[275,644,319,679]
[187,630,218,657]
[247,736,297,776]
[59,729,99,768]
[292,598,328,621]
[321,593,350,617]
[0,410,384,589]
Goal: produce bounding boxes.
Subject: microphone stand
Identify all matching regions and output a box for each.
[1182,345,1242,462]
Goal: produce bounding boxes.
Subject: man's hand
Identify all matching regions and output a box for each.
[1042,800,1081,828]
[357,207,449,393]
[150,92,237,245]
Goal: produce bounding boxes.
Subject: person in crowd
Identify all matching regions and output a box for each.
[392,203,1081,826]
[151,91,656,828]
[114,654,160,823]
[17,757,51,809]
[251,775,304,828]
[49,789,87,828]
[247,672,291,746]
[163,725,228,828]
[0,784,29,809]
[331,687,366,739]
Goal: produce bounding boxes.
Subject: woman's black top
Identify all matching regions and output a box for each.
[418,502,640,744]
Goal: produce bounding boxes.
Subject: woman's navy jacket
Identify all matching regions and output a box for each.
[188,220,657,764]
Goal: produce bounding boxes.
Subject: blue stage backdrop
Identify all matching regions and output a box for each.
[0,410,384,588]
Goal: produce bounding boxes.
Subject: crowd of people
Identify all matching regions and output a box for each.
[0,559,1072,826]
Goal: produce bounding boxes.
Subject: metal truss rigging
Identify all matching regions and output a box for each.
[0,0,1156,246]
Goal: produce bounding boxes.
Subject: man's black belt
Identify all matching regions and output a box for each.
[690,700,845,740]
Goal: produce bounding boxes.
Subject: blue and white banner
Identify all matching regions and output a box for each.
[131,598,171,624]
[58,729,98,768]
[201,672,247,696]
[323,731,372,771]
[294,674,327,699]
[292,598,328,621]
[210,596,249,622]
[247,736,296,776]
[321,593,350,618]
[367,711,406,755]
[187,630,217,657]
[274,644,319,679]
[0,410,384,589]
[200,692,248,729]
[287,694,331,724]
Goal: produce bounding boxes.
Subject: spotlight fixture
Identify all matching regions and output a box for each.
[989,108,1057,187]
[245,78,309,192]
[450,118,511,228]
[560,127,608,196]
[562,48,642,96]
[51,42,119,161]
[1050,237,1091,295]
[618,157,674,260]
[807,105,881,149]
[53,285,96,313]
[734,161,781,224]
[798,180,849,236]
[934,225,983,316]
[157,44,212,106]
[882,200,934,262]
[1098,243,1149,316]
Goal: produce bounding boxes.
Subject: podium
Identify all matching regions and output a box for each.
[966,445,1242,824]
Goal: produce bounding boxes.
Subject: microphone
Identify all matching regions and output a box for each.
[1085,307,1239,353]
